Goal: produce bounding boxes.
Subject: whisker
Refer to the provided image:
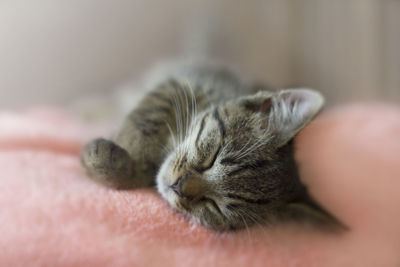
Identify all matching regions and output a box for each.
[236,135,266,159]
[233,137,254,159]
[164,120,177,148]
[181,82,190,141]
[220,139,234,155]
[233,209,251,241]
[235,131,272,161]
[171,86,183,145]
[185,80,198,140]
[240,209,268,236]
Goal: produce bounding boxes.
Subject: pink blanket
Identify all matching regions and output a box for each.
[1,105,399,266]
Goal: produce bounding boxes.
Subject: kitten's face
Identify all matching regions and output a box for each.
[157,89,324,230]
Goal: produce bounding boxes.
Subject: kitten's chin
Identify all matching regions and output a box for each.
[156,153,189,216]
[195,216,232,232]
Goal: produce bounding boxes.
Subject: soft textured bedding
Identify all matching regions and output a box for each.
[1,104,399,266]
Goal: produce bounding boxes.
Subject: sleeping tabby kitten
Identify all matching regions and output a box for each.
[81,64,339,231]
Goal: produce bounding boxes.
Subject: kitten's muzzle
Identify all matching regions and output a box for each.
[169,178,184,197]
[169,172,203,200]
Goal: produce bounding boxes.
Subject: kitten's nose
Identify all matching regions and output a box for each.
[170,173,202,199]
[169,178,184,197]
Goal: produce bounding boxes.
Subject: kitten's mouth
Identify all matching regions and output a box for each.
[163,181,191,212]
[168,194,191,213]
[169,183,195,213]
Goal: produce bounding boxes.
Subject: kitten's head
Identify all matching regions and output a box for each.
[157,89,324,230]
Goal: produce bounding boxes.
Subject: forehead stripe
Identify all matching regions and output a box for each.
[213,107,226,138]
[195,113,207,151]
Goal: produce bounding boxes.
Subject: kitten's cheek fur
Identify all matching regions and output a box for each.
[156,153,175,202]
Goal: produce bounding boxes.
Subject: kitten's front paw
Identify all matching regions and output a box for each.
[81,138,135,189]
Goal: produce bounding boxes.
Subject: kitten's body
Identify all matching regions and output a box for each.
[82,63,338,231]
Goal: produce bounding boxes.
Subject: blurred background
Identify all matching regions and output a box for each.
[0,0,399,109]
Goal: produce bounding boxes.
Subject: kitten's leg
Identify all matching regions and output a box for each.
[81,138,138,189]
[81,79,196,189]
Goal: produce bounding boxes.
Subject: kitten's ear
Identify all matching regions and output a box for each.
[241,89,324,147]
[269,89,324,146]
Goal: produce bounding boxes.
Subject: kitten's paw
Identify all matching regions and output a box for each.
[81,138,135,189]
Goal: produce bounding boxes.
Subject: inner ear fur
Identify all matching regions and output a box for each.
[240,89,324,147]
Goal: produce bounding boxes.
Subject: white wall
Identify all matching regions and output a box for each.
[0,0,398,108]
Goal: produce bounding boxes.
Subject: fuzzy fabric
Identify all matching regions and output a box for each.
[0,105,399,267]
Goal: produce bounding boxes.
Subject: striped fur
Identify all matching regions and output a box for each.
[81,63,340,231]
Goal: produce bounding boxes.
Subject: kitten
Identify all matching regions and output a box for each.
[81,63,339,231]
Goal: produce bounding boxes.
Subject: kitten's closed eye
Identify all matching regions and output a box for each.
[193,145,221,173]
